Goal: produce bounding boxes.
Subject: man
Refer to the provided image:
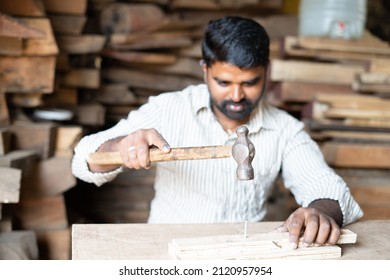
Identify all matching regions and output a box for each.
[72,16,363,249]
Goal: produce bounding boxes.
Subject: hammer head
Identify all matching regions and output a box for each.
[232,126,255,180]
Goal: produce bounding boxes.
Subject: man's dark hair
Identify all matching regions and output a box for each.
[202,16,270,68]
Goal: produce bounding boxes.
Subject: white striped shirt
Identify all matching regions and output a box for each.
[72,84,363,225]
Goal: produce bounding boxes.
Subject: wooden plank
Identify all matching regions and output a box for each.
[170,0,273,9]
[285,32,390,55]
[110,34,194,50]
[8,123,56,160]
[21,157,76,198]
[100,3,165,35]
[0,13,45,38]
[0,128,10,155]
[0,91,9,126]
[268,82,356,103]
[48,14,87,35]
[169,229,356,260]
[0,0,45,17]
[270,59,366,85]
[282,36,390,61]
[0,56,56,93]
[322,142,390,168]
[36,228,71,260]
[42,88,78,107]
[73,221,384,260]
[0,36,22,55]
[0,167,21,203]
[310,130,390,143]
[12,195,68,231]
[103,67,201,92]
[0,230,38,260]
[41,0,87,15]
[370,58,390,74]
[137,57,204,79]
[98,84,137,105]
[109,30,198,47]
[55,126,82,158]
[102,49,177,65]
[56,35,106,54]
[0,150,37,179]
[60,69,100,89]
[19,18,58,56]
[73,103,106,126]
[9,93,43,108]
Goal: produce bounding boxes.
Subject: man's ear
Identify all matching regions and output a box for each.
[201,61,208,83]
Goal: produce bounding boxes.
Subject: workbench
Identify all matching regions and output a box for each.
[71,220,390,260]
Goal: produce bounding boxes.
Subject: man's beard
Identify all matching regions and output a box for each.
[210,89,264,121]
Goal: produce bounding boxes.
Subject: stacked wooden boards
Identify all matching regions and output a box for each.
[169,229,357,260]
[266,30,390,221]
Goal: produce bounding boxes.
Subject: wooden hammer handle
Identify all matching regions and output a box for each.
[87,145,232,165]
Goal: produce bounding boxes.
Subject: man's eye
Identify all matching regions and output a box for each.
[218,81,229,86]
[244,81,257,86]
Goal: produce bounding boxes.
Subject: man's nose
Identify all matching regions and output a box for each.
[231,85,244,102]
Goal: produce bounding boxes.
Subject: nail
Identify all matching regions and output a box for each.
[290,242,297,249]
[163,144,170,151]
[244,219,248,239]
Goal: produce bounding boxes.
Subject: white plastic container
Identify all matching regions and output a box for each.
[299,0,367,39]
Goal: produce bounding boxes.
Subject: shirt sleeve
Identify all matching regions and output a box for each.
[71,96,163,187]
[281,124,364,226]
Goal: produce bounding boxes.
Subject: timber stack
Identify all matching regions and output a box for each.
[267,29,390,220]
[0,0,82,260]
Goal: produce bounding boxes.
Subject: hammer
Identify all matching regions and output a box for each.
[87,125,255,180]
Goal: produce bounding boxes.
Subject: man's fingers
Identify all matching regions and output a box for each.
[145,129,171,153]
[302,213,319,246]
[288,216,304,249]
[325,219,341,245]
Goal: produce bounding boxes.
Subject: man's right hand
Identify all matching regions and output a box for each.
[88,128,171,173]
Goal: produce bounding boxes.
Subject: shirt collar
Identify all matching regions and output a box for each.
[191,84,278,133]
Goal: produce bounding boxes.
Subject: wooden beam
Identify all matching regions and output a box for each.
[0,56,56,93]
[73,104,106,126]
[270,59,366,85]
[269,82,356,103]
[137,57,204,79]
[43,88,78,107]
[0,150,38,178]
[0,230,38,260]
[0,0,45,17]
[9,93,43,108]
[60,69,100,89]
[56,35,106,54]
[322,142,390,168]
[169,229,357,260]
[0,91,9,126]
[12,195,68,231]
[36,228,71,260]
[98,84,137,105]
[0,167,21,203]
[101,49,177,65]
[41,0,87,15]
[284,32,390,55]
[0,13,45,38]
[21,156,76,198]
[0,36,22,55]
[19,18,58,56]
[8,123,57,160]
[48,14,87,35]
[103,67,201,92]
[100,3,165,35]
[55,126,82,158]
[0,128,10,155]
